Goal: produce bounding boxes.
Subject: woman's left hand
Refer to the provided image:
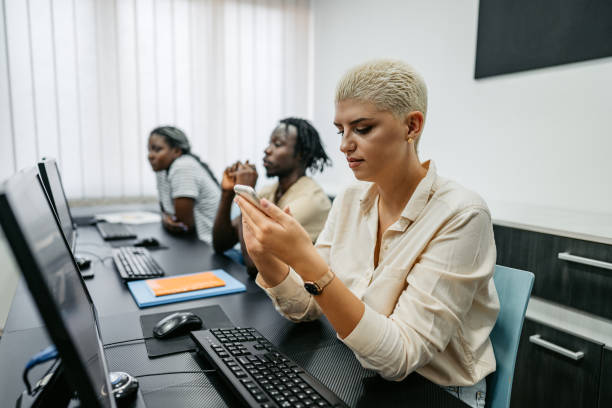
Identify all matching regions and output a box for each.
[236,197,316,272]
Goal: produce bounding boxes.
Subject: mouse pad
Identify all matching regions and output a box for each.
[140,305,234,358]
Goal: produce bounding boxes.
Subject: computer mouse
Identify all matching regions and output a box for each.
[152,311,203,339]
[134,237,160,248]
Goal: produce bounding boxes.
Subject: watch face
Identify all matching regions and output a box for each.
[304,282,321,295]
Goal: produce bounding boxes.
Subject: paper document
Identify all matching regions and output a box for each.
[95,211,161,225]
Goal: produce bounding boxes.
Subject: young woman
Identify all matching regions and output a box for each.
[148,126,220,245]
[235,61,499,408]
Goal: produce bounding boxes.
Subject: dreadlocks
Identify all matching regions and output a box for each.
[279,117,331,174]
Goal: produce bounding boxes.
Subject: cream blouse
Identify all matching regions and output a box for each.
[256,161,500,386]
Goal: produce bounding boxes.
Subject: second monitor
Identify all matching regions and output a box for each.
[37,157,137,242]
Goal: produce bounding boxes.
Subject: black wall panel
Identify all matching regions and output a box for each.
[475,0,612,78]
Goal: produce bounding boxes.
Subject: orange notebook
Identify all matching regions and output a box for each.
[146,271,226,297]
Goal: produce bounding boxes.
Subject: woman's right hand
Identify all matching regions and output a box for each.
[240,202,289,286]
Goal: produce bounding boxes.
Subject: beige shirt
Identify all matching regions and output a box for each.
[257,161,499,386]
[258,176,331,243]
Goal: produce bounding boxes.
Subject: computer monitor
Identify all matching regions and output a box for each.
[37,157,76,251]
[0,166,116,408]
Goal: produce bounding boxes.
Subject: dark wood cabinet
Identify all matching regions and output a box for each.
[599,346,612,408]
[493,225,612,320]
[493,222,612,408]
[511,319,603,408]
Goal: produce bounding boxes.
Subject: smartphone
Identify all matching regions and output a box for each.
[234,184,262,210]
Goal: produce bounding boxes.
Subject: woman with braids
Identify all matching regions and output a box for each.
[213,117,332,277]
[147,126,221,245]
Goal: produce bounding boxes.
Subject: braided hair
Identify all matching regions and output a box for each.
[279,118,331,173]
[149,126,220,186]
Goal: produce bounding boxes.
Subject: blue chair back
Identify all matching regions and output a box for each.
[487,265,534,408]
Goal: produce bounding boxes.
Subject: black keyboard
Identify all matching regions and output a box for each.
[96,222,137,240]
[192,327,348,408]
[111,246,164,280]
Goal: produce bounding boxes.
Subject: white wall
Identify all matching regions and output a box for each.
[311,0,612,216]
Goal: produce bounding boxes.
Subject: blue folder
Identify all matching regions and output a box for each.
[127,269,246,308]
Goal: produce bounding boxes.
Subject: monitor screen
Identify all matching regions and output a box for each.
[0,167,116,408]
[37,158,76,251]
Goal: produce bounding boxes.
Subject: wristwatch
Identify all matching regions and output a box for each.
[303,268,335,295]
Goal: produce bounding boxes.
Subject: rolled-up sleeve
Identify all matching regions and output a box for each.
[255,268,322,321]
[340,207,496,381]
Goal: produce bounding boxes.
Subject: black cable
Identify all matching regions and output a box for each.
[135,370,216,378]
[30,358,61,395]
[103,337,153,348]
[22,353,59,395]
[74,250,104,263]
[103,340,144,349]
[23,369,33,395]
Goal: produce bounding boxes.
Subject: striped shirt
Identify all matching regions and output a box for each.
[155,155,220,245]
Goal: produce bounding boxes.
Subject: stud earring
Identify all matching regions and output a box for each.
[407,137,414,143]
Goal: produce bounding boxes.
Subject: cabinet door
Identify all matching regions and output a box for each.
[599,346,612,408]
[510,319,603,408]
[493,225,612,319]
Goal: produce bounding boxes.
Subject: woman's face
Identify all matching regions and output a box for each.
[148,134,181,171]
[334,99,411,183]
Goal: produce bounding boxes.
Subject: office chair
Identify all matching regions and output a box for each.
[486,265,534,408]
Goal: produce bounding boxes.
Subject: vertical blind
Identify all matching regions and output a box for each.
[0,0,313,199]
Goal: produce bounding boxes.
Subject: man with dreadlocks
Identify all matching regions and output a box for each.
[213,117,332,277]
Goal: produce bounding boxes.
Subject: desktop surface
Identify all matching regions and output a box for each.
[0,210,468,408]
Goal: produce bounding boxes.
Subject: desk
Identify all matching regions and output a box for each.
[0,214,467,407]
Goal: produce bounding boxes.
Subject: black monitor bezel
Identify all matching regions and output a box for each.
[0,167,116,408]
[37,157,77,252]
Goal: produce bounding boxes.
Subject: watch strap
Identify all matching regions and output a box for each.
[304,268,335,295]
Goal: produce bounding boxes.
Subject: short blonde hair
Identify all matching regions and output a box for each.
[335,59,428,119]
